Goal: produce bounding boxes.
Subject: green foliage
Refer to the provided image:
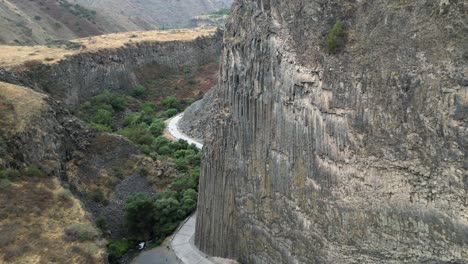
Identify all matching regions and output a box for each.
[117,123,154,146]
[206,8,230,17]
[162,96,181,110]
[124,193,156,240]
[25,165,45,178]
[34,15,41,21]
[132,85,146,98]
[0,169,20,180]
[170,174,197,196]
[325,21,345,53]
[89,122,112,133]
[0,179,11,190]
[149,119,165,136]
[174,158,188,172]
[59,0,97,22]
[64,223,99,241]
[107,239,133,262]
[164,108,178,118]
[93,90,127,111]
[93,109,114,128]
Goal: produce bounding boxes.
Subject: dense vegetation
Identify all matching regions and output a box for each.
[76,87,201,262]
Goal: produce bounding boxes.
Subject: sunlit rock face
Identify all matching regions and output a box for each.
[195,0,468,263]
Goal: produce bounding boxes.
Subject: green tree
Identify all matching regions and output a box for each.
[124,193,156,240]
[149,119,165,136]
[162,96,181,110]
[93,109,114,127]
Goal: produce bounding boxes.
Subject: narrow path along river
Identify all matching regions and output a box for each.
[133,113,212,264]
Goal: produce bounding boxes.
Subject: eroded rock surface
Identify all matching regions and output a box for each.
[196,0,468,263]
[179,87,216,142]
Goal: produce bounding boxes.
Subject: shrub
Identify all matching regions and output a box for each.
[0,179,11,190]
[152,136,170,149]
[138,144,152,155]
[0,137,7,157]
[162,96,181,110]
[96,217,107,231]
[170,174,197,195]
[157,145,173,155]
[122,112,140,127]
[325,20,345,53]
[25,165,45,178]
[34,15,41,20]
[0,169,20,180]
[89,122,112,133]
[92,109,114,128]
[139,167,149,177]
[64,223,99,241]
[174,158,188,172]
[107,239,133,262]
[125,193,156,240]
[90,187,108,205]
[23,59,42,68]
[118,123,154,145]
[57,189,73,203]
[132,85,146,98]
[149,119,165,136]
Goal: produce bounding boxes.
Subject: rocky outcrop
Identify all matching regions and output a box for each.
[3,30,223,108]
[196,0,468,263]
[179,87,216,142]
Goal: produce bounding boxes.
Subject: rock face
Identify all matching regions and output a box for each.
[196,1,468,263]
[2,31,222,108]
[179,87,216,142]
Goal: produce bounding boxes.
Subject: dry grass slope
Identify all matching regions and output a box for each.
[0,82,46,136]
[0,177,105,263]
[0,27,217,68]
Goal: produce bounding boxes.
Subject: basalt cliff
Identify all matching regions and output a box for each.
[196,1,468,263]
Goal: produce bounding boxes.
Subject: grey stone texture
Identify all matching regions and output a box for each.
[195,0,468,263]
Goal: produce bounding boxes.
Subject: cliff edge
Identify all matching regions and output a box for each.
[196,1,468,263]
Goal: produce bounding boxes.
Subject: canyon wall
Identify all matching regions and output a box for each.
[196,0,468,263]
[1,31,222,108]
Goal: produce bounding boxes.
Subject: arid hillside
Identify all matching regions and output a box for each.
[73,0,232,29]
[0,0,232,45]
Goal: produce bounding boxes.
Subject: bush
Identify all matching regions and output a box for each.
[170,174,197,196]
[96,217,107,231]
[0,169,20,180]
[0,137,7,157]
[149,119,165,136]
[25,165,45,178]
[118,123,154,146]
[174,158,188,172]
[89,122,112,133]
[0,179,11,190]
[108,239,133,262]
[162,96,181,110]
[132,85,146,98]
[34,15,41,20]
[57,189,73,203]
[125,193,156,240]
[93,90,127,111]
[325,20,345,53]
[90,187,108,205]
[92,109,114,128]
[64,223,99,241]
